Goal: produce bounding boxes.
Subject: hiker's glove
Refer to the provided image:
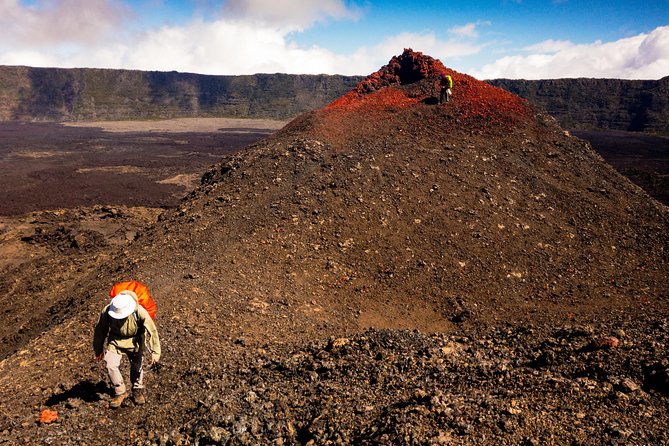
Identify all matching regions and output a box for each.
[150,359,162,374]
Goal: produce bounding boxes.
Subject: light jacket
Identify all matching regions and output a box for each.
[93,301,161,362]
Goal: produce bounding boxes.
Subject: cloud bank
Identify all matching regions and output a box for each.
[0,1,667,80]
[0,0,480,75]
[472,26,669,80]
[0,0,128,47]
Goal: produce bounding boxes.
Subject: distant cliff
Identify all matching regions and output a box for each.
[0,66,363,121]
[488,77,669,134]
[1,66,668,134]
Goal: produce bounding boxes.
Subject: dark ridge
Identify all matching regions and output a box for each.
[0,66,363,121]
[488,76,669,134]
[1,65,668,135]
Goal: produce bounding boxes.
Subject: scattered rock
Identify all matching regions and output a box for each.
[621,378,640,393]
[590,336,620,349]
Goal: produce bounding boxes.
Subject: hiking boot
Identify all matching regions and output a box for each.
[110,392,127,409]
[133,390,146,405]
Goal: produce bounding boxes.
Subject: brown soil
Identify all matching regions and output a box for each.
[0,50,667,445]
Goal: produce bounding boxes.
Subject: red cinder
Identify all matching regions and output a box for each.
[326,49,533,134]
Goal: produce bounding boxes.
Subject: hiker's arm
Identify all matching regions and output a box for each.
[92,309,110,356]
[139,307,161,363]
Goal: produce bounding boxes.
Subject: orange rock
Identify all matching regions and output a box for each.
[39,409,58,424]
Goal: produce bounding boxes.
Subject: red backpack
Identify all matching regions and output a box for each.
[109,280,156,320]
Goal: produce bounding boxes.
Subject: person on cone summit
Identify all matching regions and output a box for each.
[93,290,161,408]
[438,72,453,104]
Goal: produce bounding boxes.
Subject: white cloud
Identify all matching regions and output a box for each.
[523,39,573,53]
[121,19,349,74]
[0,49,56,67]
[304,31,486,76]
[450,23,478,38]
[0,0,376,74]
[0,0,479,77]
[1,1,666,81]
[472,25,669,79]
[0,0,129,48]
[0,1,481,76]
[117,26,480,76]
[371,32,482,62]
[449,21,490,39]
[221,0,362,31]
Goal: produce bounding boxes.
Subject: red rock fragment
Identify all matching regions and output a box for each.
[591,336,620,349]
[39,409,58,424]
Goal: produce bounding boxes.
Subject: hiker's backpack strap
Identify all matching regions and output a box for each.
[133,310,145,337]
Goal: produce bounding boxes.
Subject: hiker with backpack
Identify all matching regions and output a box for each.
[93,289,161,408]
[438,72,453,104]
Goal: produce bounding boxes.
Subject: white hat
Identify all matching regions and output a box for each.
[108,293,137,319]
[117,290,138,301]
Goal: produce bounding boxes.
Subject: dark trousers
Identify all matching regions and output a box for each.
[440,87,451,104]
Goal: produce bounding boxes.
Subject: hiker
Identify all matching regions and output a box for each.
[438,72,453,104]
[93,290,161,408]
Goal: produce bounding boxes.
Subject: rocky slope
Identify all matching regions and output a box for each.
[488,77,669,134]
[0,206,163,360]
[0,49,667,445]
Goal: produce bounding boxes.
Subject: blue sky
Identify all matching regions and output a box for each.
[1,0,667,79]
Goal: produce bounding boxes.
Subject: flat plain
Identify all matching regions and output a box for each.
[0,118,287,216]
